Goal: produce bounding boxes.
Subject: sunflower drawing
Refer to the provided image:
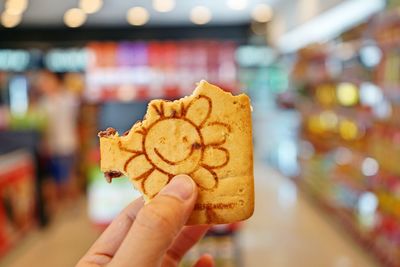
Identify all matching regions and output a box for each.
[118,95,231,198]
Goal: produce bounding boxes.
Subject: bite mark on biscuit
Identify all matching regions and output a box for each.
[104,171,123,183]
[98,127,117,138]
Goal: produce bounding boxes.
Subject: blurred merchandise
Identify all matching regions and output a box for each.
[236,45,299,177]
[0,150,35,257]
[0,0,398,266]
[85,41,238,102]
[181,232,241,267]
[293,6,400,267]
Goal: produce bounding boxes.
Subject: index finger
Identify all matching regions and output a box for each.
[110,175,197,267]
[77,197,144,266]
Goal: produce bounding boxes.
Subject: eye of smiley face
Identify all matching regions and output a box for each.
[155,130,197,163]
[144,118,203,174]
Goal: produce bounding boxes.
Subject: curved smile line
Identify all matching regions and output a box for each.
[154,146,196,165]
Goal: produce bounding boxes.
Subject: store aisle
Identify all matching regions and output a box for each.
[2,161,380,267]
[1,200,99,267]
[241,162,380,267]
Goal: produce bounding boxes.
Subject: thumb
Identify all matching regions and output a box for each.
[110,174,197,267]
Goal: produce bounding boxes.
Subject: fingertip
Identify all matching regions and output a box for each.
[124,197,145,215]
[174,174,193,180]
[111,176,198,266]
[159,174,196,201]
[132,196,145,205]
[193,254,215,267]
[175,174,198,196]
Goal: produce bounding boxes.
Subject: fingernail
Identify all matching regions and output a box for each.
[159,175,194,201]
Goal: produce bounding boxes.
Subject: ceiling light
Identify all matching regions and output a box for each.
[127,7,149,26]
[226,0,247,10]
[64,8,87,28]
[252,3,273,23]
[190,6,212,25]
[278,0,385,53]
[5,0,28,15]
[1,12,22,28]
[152,0,175,13]
[79,0,103,14]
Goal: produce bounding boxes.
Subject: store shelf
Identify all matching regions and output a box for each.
[292,6,400,267]
[297,179,399,267]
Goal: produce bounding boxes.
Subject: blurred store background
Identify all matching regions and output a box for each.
[0,0,400,266]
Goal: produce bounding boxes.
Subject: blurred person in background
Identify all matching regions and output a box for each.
[9,82,46,131]
[36,70,80,209]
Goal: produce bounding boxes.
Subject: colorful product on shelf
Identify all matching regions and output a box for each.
[85,41,238,102]
[0,150,36,258]
[293,9,400,267]
[181,232,241,267]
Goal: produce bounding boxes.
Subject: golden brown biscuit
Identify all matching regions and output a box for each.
[99,80,254,224]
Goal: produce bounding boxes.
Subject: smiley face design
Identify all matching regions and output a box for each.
[118,95,231,198]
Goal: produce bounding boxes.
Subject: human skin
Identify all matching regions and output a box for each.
[76,175,214,267]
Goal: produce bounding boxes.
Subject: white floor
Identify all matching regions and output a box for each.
[1,161,380,267]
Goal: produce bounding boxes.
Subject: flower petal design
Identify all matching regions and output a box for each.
[185,95,211,127]
[200,122,230,146]
[191,166,218,190]
[151,101,164,116]
[162,103,181,118]
[202,146,229,169]
[125,154,153,180]
[143,169,170,198]
[119,131,144,153]
[143,101,163,123]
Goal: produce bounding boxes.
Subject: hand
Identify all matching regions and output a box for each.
[77,175,214,267]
